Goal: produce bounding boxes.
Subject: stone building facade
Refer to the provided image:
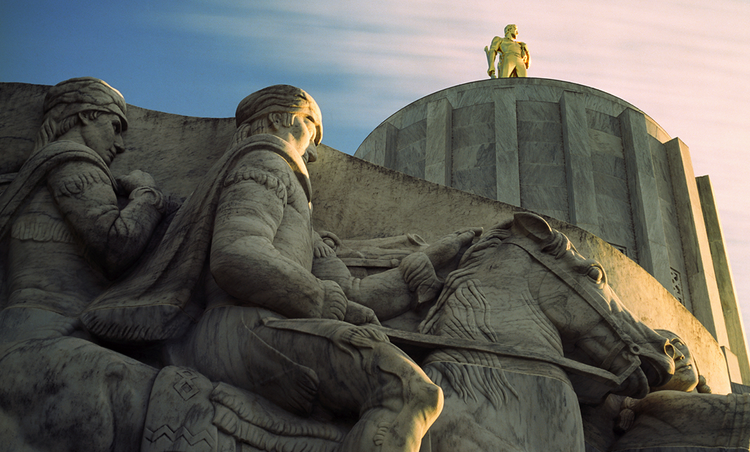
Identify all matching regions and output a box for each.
[354,77,749,385]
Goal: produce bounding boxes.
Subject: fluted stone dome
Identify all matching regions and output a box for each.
[355,78,747,384]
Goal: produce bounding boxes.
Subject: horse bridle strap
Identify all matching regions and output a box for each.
[498,236,645,385]
[501,237,640,355]
[378,326,633,387]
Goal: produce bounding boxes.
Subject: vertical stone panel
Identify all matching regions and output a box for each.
[383,122,399,170]
[394,119,426,179]
[561,91,599,235]
[452,103,496,199]
[619,108,672,290]
[356,123,390,166]
[665,138,729,347]
[587,113,636,260]
[722,346,745,385]
[493,88,520,205]
[425,98,453,186]
[649,137,691,308]
[698,175,750,383]
[517,100,568,221]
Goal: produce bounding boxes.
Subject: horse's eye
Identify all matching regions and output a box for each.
[587,266,603,283]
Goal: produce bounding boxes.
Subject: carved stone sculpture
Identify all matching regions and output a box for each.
[485,24,530,78]
[0,77,166,341]
[650,329,712,393]
[0,77,167,451]
[612,330,750,452]
[404,213,675,451]
[79,85,486,452]
[0,81,684,452]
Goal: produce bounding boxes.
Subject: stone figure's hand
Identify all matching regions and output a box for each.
[697,375,712,393]
[336,325,390,350]
[423,227,483,269]
[313,239,335,259]
[400,252,443,305]
[614,396,638,433]
[344,301,381,326]
[615,408,635,432]
[320,279,347,321]
[314,231,341,259]
[117,170,157,195]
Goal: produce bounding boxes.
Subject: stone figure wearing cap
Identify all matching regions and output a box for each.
[0,77,166,342]
[81,84,483,451]
[0,77,168,452]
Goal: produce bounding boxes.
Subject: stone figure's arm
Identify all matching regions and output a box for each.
[209,160,344,320]
[312,228,481,320]
[48,162,164,279]
[312,251,418,321]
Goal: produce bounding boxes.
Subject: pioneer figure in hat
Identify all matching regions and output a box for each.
[0,76,166,343]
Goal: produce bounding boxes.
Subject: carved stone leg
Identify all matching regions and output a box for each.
[255,319,443,452]
[170,307,442,452]
[168,307,320,416]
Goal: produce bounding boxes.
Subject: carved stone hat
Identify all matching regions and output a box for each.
[43,77,128,130]
[235,85,322,145]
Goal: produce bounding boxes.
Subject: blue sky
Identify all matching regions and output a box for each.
[3,0,750,345]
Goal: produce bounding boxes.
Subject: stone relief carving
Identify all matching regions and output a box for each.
[485,24,531,78]
[0,80,681,452]
[612,330,750,452]
[406,213,674,451]
[0,77,166,341]
[0,77,167,452]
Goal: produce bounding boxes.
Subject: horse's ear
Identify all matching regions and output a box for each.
[512,212,553,243]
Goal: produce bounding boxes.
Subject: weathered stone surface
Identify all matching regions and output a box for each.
[0,79,741,452]
[609,331,750,452]
[587,109,622,137]
[1,81,452,452]
[354,78,748,389]
[698,175,750,383]
[416,212,675,450]
[314,146,731,396]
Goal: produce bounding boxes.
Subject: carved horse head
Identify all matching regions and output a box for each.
[420,213,675,403]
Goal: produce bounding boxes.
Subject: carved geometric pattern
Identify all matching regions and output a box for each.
[670,267,685,305]
[144,425,214,451]
[173,368,200,401]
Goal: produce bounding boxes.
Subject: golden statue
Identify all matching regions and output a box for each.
[485,24,530,78]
